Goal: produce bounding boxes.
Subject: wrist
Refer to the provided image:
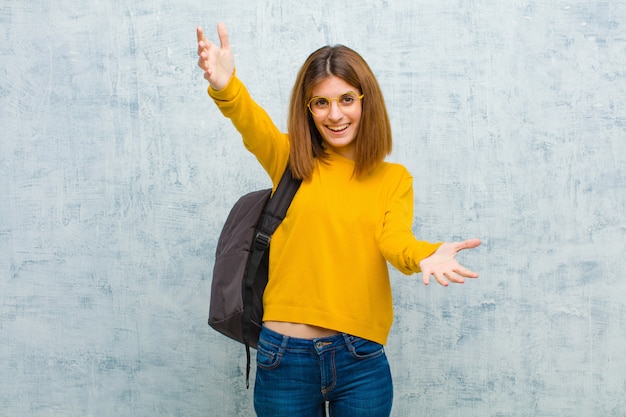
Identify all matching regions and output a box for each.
[209,68,236,92]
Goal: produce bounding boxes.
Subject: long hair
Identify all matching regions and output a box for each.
[287,45,392,180]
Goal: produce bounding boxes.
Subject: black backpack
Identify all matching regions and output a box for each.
[208,164,301,387]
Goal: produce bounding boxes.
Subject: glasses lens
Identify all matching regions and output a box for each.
[338,93,359,110]
[308,97,328,116]
[307,93,363,117]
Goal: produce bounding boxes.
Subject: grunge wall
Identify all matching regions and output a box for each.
[1,1,625,416]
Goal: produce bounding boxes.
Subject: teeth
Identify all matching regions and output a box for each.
[328,124,349,132]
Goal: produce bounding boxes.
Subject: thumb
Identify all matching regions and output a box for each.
[454,238,481,252]
[217,22,230,49]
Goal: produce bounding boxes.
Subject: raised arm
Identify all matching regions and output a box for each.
[196,23,235,90]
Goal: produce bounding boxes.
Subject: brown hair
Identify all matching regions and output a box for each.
[287,45,392,180]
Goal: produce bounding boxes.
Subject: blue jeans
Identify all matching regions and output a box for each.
[254,325,393,417]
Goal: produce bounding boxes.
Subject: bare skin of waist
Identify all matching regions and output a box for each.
[264,321,340,339]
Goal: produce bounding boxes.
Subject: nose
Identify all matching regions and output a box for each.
[327,100,344,119]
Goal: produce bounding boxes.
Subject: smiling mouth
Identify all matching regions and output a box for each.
[327,123,350,132]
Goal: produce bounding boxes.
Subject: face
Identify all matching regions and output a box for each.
[309,76,362,160]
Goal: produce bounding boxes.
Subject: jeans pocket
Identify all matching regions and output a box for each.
[256,339,283,370]
[346,336,385,360]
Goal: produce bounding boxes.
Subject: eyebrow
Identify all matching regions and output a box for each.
[311,91,358,97]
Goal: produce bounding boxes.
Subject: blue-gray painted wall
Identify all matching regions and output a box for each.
[1,1,625,416]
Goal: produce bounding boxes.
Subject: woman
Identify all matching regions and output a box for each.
[197,23,481,417]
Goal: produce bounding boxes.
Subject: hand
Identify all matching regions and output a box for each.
[196,23,235,90]
[419,238,481,286]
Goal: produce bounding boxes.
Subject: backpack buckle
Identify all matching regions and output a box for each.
[254,232,271,250]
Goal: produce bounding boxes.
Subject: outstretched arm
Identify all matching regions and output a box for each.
[196,23,235,90]
[418,238,481,286]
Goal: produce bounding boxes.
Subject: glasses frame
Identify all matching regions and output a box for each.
[307,92,365,117]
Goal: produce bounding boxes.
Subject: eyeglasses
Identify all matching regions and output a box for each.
[307,92,364,117]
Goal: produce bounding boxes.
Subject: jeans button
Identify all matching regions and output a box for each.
[316,341,332,349]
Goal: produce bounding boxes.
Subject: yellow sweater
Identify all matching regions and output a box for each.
[209,76,442,345]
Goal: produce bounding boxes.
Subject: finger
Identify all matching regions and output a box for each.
[196,27,213,57]
[196,26,208,43]
[196,38,211,70]
[444,271,465,284]
[198,59,209,74]
[217,22,230,49]
[454,238,481,252]
[197,51,209,71]
[454,265,479,278]
[197,40,207,58]
[433,272,449,287]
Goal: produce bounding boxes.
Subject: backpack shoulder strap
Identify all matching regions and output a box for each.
[243,163,301,387]
[257,164,302,241]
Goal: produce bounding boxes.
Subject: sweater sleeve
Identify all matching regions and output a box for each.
[378,169,442,275]
[207,74,290,186]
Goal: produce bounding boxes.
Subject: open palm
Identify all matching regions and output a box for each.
[418,238,481,286]
[196,23,235,90]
